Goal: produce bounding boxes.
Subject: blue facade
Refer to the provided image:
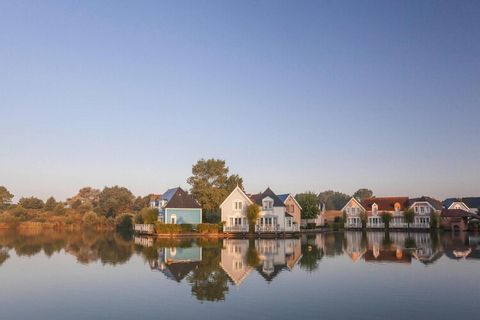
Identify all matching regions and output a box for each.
[164,208,202,225]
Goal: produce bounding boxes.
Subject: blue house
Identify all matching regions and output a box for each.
[152,187,202,225]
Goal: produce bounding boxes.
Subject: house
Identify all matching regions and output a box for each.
[149,245,202,282]
[220,239,253,286]
[440,209,472,232]
[220,186,298,233]
[342,197,366,228]
[343,196,437,229]
[443,197,480,214]
[277,194,302,226]
[407,196,442,228]
[152,187,202,225]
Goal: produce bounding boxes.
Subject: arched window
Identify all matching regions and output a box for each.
[394,202,401,212]
[372,203,378,215]
[170,214,177,224]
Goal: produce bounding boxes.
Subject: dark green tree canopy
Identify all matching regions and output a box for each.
[353,188,373,201]
[0,186,14,209]
[318,190,351,210]
[96,186,135,218]
[44,197,57,211]
[187,158,244,213]
[18,196,45,209]
[295,192,320,219]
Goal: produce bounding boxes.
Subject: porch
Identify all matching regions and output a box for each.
[345,217,362,229]
[367,216,384,229]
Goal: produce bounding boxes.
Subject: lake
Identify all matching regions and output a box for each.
[0,229,479,320]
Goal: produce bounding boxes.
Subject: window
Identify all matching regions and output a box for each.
[420,206,425,214]
[394,202,401,212]
[372,204,378,215]
[263,199,273,210]
[170,214,177,224]
[234,201,243,211]
[287,219,292,227]
[415,206,418,213]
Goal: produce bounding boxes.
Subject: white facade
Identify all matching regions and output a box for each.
[220,187,297,233]
[342,198,365,228]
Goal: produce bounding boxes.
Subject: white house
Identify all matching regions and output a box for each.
[444,197,480,214]
[220,186,297,233]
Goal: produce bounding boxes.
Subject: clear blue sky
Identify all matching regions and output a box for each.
[1,1,479,201]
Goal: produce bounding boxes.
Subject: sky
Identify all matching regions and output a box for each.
[1,0,479,201]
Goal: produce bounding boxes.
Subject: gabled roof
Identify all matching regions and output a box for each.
[277,193,303,210]
[361,197,409,211]
[341,197,365,212]
[250,188,285,207]
[440,209,475,218]
[409,196,443,210]
[443,197,480,210]
[162,187,201,209]
[162,261,200,282]
[219,186,253,208]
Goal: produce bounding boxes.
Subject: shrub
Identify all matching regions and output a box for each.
[140,208,158,224]
[53,203,66,215]
[78,203,92,214]
[82,211,99,227]
[71,199,82,209]
[44,197,57,211]
[18,197,44,209]
[9,205,29,221]
[134,213,144,224]
[155,223,182,234]
[115,213,133,230]
[197,223,219,234]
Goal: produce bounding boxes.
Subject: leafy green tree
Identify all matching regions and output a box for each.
[360,211,368,229]
[318,190,351,210]
[96,186,134,218]
[44,197,57,211]
[139,207,159,224]
[246,204,260,232]
[0,186,14,210]
[403,209,415,229]
[54,203,66,215]
[115,213,133,230]
[132,195,150,212]
[82,211,99,227]
[67,187,100,207]
[296,192,320,219]
[353,188,373,201]
[430,213,439,229]
[18,197,45,209]
[187,158,244,215]
[380,211,392,228]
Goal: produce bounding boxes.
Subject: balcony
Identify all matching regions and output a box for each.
[223,225,249,233]
[344,222,362,229]
[410,223,430,229]
[366,222,385,228]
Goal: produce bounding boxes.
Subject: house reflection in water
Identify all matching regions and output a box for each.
[219,239,252,286]
[219,238,302,285]
[150,245,202,282]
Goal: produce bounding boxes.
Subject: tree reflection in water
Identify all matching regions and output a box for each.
[1,229,480,302]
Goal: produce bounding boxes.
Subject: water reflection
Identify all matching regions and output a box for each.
[1,229,480,303]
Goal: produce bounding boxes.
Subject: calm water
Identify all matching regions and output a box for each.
[0,230,479,320]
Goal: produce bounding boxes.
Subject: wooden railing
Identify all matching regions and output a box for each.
[223,225,249,232]
[134,224,155,234]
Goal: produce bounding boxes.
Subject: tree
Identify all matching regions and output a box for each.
[403,209,415,229]
[318,190,350,210]
[54,203,66,215]
[187,158,244,214]
[353,188,373,201]
[140,207,159,224]
[296,192,320,219]
[44,197,57,211]
[83,211,99,227]
[132,195,150,212]
[246,204,260,232]
[115,213,133,230]
[430,212,439,229]
[18,197,45,209]
[67,187,100,207]
[96,186,134,218]
[71,199,82,209]
[380,211,392,228]
[0,186,14,209]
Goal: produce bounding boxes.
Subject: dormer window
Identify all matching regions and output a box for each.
[234,200,243,211]
[372,203,378,215]
[263,198,274,210]
[394,202,401,212]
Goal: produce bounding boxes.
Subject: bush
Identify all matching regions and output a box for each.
[9,205,29,221]
[82,211,99,227]
[18,197,44,209]
[53,203,66,215]
[197,223,220,234]
[140,208,158,224]
[115,213,133,230]
[155,223,182,234]
[44,197,57,211]
[134,213,144,224]
[78,203,92,214]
